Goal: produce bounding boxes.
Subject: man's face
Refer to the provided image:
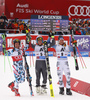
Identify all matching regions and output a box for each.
[15,43,20,49]
[0,19,4,23]
[59,39,64,45]
[82,29,84,32]
[38,40,42,45]
[18,21,21,24]
[78,29,80,32]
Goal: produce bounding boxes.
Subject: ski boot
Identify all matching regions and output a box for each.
[36,85,41,94]
[59,87,64,95]
[66,88,72,95]
[15,88,20,96]
[41,85,47,94]
[8,82,15,92]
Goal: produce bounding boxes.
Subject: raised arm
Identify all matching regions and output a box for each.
[47,31,55,48]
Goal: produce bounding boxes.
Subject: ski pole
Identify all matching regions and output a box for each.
[77,47,86,68]
[77,49,84,68]
[2,34,6,72]
[32,52,34,67]
[76,47,87,69]
[29,51,31,67]
[71,30,79,70]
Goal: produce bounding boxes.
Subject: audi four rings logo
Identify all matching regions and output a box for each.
[68,5,90,16]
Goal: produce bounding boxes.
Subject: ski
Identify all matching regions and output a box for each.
[71,30,79,70]
[2,33,12,72]
[2,33,6,72]
[43,41,54,97]
[23,50,34,96]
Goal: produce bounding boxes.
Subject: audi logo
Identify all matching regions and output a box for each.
[68,5,90,16]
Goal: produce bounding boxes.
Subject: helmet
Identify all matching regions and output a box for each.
[13,39,20,46]
[58,36,64,40]
[36,36,43,44]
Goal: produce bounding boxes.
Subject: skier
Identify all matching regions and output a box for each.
[54,36,73,95]
[6,39,26,96]
[29,32,55,94]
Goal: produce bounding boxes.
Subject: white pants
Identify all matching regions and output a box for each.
[57,60,71,88]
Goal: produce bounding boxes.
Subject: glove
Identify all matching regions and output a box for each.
[72,40,77,44]
[71,40,77,46]
[49,30,55,38]
[2,43,6,54]
[43,41,47,46]
[2,41,6,48]
[26,33,32,44]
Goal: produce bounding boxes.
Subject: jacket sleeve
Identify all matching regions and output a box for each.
[24,43,36,51]
[6,49,13,56]
[47,37,55,48]
[29,42,36,50]
[69,46,77,52]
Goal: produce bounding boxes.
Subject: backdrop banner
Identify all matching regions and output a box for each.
[6,34,26,50]
[70,35,90,52]
[0,34,90,57]
[5,0,90,19]
[0,36,3,51]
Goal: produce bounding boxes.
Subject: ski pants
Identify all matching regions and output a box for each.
[57,60,71,88]
[35,60,47,86]
[13,62,25,89]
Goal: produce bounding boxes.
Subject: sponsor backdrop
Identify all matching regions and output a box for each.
[0,0,5,16]
[0,35,3,55]
[6,34,26,50]
[70,35,90,52]
[0,34,90,57]
[5,0,90,19]
[0,35,3,51]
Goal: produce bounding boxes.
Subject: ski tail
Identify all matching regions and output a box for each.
[23,50,34,96]
[75,58,79,70]
[49,83,54,97]
[43,41,54,97]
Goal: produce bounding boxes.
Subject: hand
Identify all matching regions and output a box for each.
[2,41,6,47]
[71,40,77,46]
[43,41,47,45]
[49,30,55,38]
[26,33,32,43]
[72,40,77,44]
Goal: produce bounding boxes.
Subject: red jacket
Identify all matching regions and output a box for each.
[75,30,81,35]
[7,23,16,33]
